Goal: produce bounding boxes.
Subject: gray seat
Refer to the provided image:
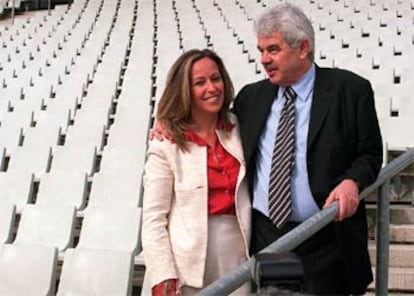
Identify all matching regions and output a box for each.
[14,204,76,252]
[77,206,142,255]
[36,171,88,210]
[0,244,58,296]
[57,248,133,296]
[0,202,16,243]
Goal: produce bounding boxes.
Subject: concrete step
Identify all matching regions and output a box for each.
[369,243,414,268]
[369,224,414,243]
[367,204,414,225]
[390,224,414,243]
[369,267,414,292]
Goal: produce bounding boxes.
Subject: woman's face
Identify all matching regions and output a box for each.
[190,57,225,118]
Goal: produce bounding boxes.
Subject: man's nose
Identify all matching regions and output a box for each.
[261,51,271,64]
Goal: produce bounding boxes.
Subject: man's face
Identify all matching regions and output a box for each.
[257,30,309,86]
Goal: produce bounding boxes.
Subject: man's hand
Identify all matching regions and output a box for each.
[323,179,360,221]
[149,120,173,141]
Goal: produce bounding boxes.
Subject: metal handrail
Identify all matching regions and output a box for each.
[199,148,414,295]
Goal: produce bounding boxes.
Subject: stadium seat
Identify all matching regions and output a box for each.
[77,206,142,255]
[36,171,88,210]
[140,270,151,296]
[14,204,76,251]
[0,122,26,153]
[21,120,62,150]
[63,121,106,151]
[379,116,414,150]
[57,248,133,296]
[50,144,97,176]
[89,171,142,207]
[0,244,58,296]
[0,171,34,210]
[99,145,145,175]
[0,202,16,244]
[0,0,413,294]
[0,146,6,170]
[7,145,52,175]
[0,0,4,15]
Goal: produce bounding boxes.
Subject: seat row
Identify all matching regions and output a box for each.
[0,203,142,295]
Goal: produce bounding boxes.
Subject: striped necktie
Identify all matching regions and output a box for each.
[268,86,296,229]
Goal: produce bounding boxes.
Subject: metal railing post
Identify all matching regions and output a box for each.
[376,182,390,295]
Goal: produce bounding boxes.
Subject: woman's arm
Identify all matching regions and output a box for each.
[142,141,178,288]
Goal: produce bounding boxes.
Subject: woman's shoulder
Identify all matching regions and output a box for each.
[147,138,202,156]
[147,138,179,154]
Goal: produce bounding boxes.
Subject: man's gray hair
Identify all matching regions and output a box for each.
[254,3,315,61]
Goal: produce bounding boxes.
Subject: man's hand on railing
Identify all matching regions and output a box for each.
[323,179,360,221]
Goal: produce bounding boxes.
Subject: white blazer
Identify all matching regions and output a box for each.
[142,114,251,288]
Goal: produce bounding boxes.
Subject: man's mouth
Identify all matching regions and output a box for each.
[265,67,277,76]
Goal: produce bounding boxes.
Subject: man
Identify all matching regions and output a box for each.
[233,3,383,295]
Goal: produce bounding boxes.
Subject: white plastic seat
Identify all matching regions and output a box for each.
[7,146,53,175]
[36,172,88,210]
[140,269,151,296]
[64,122,106,151]
[0,0,5,14]
[78,206,142,255]
[0,146,5,171]
[0,124,23,153]
[51,144,97,176]
[14,204,76,251]
[0,203,16,243]
[0,172,34,210]
[57,248,133,296]
[88,171,142,207]
[21,120,62,150]
[0,244,58,296]
[106,105,151,153]
[99,146,145,175]
[379,116,414,150]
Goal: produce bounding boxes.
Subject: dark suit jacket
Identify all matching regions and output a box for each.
[233,65,383,293]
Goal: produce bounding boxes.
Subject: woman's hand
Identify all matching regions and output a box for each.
[152,279,180,296]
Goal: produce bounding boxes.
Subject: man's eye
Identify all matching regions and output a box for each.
[269,46,280,53]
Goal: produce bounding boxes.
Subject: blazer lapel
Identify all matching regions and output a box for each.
[307,66,335,148]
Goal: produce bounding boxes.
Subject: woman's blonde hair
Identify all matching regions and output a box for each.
[156,49,234,151]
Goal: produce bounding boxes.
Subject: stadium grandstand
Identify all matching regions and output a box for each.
[0,0,413,295]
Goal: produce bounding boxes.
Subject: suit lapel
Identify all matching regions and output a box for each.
[307,66,335,148]
[241,80,278,163]
[254,81,279,134]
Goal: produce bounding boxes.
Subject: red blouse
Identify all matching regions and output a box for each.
[184,122,240,215]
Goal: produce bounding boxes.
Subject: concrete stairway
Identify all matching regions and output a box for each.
[366,204,414,293]
[363,148,414,294]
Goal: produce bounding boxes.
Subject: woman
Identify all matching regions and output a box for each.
[142,49,251,296]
